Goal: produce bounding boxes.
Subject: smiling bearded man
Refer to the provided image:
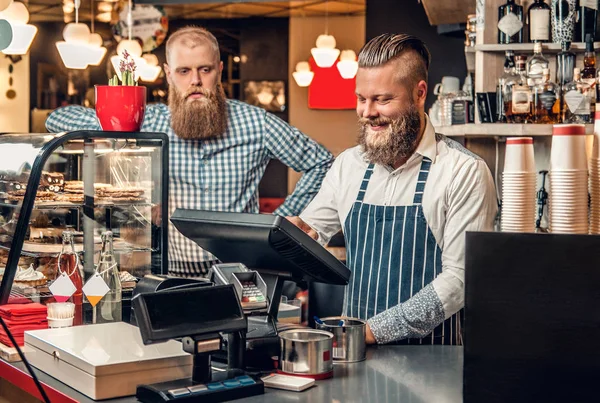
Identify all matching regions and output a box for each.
[290,33,498,346]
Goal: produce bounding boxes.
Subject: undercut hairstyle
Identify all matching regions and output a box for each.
[166,26,220,64]
[358,33,431,88]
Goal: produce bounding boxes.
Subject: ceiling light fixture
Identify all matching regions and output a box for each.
[337,49,358,79]
[0,1,37,55]
[292,61,314,87]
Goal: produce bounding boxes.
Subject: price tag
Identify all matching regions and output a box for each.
[49,272,76,303]
[82,274,110,307]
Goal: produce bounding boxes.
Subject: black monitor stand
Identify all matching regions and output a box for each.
[132,285,264,403]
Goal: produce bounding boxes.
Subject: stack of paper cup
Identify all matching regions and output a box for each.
[501,137,536,232]
[549,124,589,234]
[590,110,600,234]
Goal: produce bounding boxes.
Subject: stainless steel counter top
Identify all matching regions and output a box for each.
[3,345,463,402]
[246,345,463,403]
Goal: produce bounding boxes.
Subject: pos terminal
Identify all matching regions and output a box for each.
[169,209,351,370]
[133,284,264,402]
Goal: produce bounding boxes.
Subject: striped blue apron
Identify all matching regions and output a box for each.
[343,157,461,345]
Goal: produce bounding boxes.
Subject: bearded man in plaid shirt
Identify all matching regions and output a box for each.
[46,26,334,277]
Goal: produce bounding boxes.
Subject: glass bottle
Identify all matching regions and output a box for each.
[576,0,598,42]
[498,0,524,44]
[556,41,576,89]
[563,67,593,123]
[96,231,122,323]
[527,42,550,85]
[528,0,552,42]
[57,231,83,326]
[582,34,597,117]
[505,55,532,123]
[498,51,517,122]
[551,0,577,43]
[533,68,561,123]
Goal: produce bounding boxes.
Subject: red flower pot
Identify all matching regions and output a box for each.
[95,85,147,132]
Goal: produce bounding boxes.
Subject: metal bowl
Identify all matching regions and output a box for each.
[316,317,367,363]
[279,329,333,377]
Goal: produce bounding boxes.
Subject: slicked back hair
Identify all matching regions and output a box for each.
[166,26,220,65]
[358,33,431,89]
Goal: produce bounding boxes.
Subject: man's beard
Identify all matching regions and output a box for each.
[358,104,422,167]
[168,83,228,140]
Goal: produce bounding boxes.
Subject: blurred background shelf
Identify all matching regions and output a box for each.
[436,124,595,137]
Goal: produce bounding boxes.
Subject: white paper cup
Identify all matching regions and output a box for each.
[47,316,74,328]
[551,124,588,171]
[504,137,535,173]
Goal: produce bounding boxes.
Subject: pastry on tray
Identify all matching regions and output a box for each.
[0,264,47,287]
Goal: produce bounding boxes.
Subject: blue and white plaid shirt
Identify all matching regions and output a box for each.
[46,99,334,276]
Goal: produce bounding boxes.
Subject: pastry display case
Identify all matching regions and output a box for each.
[0,130,168,305]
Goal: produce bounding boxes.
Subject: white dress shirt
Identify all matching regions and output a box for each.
[300,116,498,320]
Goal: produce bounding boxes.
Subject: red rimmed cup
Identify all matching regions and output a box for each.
[95,85,146,132]
[551,124,587,171]
[504,137,535,173]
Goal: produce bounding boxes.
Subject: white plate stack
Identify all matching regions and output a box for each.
[590,110,600,234]
[501,137,536,233]
[549,124,589,234]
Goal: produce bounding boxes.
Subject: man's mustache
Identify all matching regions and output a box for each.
[359,117,392,127]
[184,87,211,98]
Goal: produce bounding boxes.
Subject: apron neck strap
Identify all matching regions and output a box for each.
[355,157,433,205]
[355,164,375,202]
[413,156,432,205]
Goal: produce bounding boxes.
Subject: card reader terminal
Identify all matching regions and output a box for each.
[210,263,268,312]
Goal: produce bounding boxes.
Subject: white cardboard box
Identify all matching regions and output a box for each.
[24,322,192,400]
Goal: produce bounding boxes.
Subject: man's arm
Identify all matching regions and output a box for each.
[45,104,165,133]
[367,159,498,344]
[262,113,334,217]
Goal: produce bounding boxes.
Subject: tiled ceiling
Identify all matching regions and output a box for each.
[27,0,366,23]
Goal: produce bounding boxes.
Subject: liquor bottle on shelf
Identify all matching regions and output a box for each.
[556,41,576,89]
[576,0,598,42]
[57,231,83,326]
[498,0,524,44]
[533,68,561,123]
[551,0,577,43]
[527,43,550,85]
[95,231,122,324]
[528,0,552,42]
[497,51,517,123]
[505,55,532,123]
[582,34,597,117]
[563,67,593,123]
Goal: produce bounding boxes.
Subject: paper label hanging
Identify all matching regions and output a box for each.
[82,274,110,307]
[49,272,76,303]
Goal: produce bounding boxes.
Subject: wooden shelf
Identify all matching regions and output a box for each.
[471,42,600,53]
[436,124,594,137]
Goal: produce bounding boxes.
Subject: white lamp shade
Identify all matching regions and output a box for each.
[142,53,159,66]
[315,34,336,49]
[62,22,90,44]
[86,45,107,66]
[292,71,314,87]
[310,47,340,68]
[337,59,358,79]
[295,61,311,72]
[0,0,13,13]
[2,22,35,55]
[138,63,161,82]
[88,33,103,47]
[0,1,28,24]
[116,39,142,58]
[56,41,90,69]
